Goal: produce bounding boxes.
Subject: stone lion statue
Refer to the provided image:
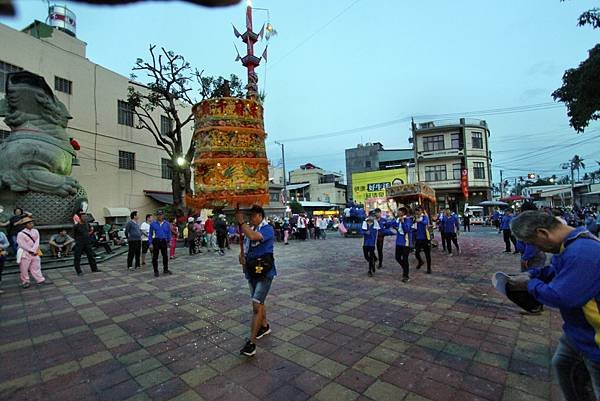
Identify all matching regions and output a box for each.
[0,71,80,196]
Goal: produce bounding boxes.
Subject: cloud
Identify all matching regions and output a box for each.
[519,88,549,102]
[526,61,559,76]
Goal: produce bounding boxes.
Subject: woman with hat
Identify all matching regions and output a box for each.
[16,215,48,288]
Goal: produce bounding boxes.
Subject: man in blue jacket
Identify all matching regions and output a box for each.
[388,207,413,282]
[361,216,378,277]
[414,206,432,274]
[442,209,460,256]
[236,205,277,356]
[148,210,172,277]
[500,209,517,253]
[511,211,600,400]
[374,208,389,269]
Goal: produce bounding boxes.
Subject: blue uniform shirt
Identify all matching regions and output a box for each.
[442,215,459,234]
[362,224,378,247]
[148,220,172,246]
[500,214,513,230]
[528,228,600,362]
[389,217,413,247]
[245,221,277,279]
[415,215,430,240]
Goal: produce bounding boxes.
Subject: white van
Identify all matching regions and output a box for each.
[463,204,484,225]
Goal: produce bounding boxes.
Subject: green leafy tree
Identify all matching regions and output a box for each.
[288,199,304,214]
[571,154,586,181]
[553,5,600,132]
[127,45,244,210]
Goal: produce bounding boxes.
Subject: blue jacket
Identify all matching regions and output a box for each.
[442,215,459,234]
[125,220,142,241]
[245,221,277,279]
[492,211,500,221]
[516,240,546,267]
[362,224,378,247]
[415,215,430,241]
[500,214,513,230]
[388,217,413,247]
[376,217,390,239]
[527,228,600,362]
[148,220,172,246]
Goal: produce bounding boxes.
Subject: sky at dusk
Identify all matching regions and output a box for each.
[2,0,599,184]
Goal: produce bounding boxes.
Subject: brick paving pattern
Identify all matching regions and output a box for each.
[0,228,563,400]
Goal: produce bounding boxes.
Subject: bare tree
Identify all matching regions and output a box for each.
[127,45,244,210]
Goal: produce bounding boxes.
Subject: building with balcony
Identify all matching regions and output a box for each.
[345,143,414,201]
[287,163,346,207]
[411,118,492,211]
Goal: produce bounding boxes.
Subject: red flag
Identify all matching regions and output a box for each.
[261,46,268,62]
[461,168,469,199]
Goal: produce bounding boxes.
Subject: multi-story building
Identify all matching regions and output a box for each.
[345,143,414,201]
[287,163,346,207]
[0,18,193,224]
[411,118,492,211]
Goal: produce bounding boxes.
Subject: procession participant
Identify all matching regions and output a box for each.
[511,211,600,400]
[318,215,328,239]
[215,214,228,256]
[16,215,48,288]
[414,206,432,274]
[186,217,197,255]
[362,215,379,277]
[236,205,276,357]
[125,211,142,270]
[500,209,517,253]
[0,230,8,293]
[442,209,460,256]
[282,217,291,245]
[297,213,307,240]
[389,207,413,282]
[169,217,179,259]
[148,210,172,277]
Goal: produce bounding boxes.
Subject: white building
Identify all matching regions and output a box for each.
[0,19,193,224]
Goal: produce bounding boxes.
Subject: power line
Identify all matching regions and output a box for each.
[270,102,565,144]
[270,0,363,69]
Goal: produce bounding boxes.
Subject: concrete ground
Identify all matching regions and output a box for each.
[0,227,563,401]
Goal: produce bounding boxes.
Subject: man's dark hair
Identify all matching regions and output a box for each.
[145,214,152,220]
[13,207,23,214]
[521,202,537,212]
[130,211,138,219]
[511,211,563,242]
[249,205,265,218]
[374,208,381,214]
[399,207,408,214]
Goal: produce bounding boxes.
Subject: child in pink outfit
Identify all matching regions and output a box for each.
[169,218,179,259]
[16,216,46,288]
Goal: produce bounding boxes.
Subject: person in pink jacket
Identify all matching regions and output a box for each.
[16,216,48,288]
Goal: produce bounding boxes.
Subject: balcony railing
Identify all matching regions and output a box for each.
[416,118,487,130]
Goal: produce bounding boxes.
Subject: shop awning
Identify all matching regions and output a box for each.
[286,183,310,191]
[144,190,174,204]
[103,207,131,217]
[299,201,338,208]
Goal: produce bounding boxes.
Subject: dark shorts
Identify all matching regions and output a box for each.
[142,241,149,254]
[247,277,273,304]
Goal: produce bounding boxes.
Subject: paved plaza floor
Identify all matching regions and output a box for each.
[0,228,563,401]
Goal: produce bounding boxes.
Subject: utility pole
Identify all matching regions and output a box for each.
[499,169,503,198]
[274,140,286,197]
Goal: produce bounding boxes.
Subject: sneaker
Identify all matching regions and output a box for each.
[368,271,373,277]
[76,271,83,276]
[154,271,160,277]
[256,324,271,339]
[163,270,173,275]
[240,340,256,356]
[401,277,410,283]
[426,269,432,274]
[37,279,52,285]
[91,269,103,273]
[416,263,423,270]
[21,282,30,289]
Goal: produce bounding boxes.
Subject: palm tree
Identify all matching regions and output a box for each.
[571,155,586,181]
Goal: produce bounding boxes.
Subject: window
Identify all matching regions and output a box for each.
[473,162,485,179]
[161,158,173,180]
[472,132,483,149]
[0,129,10,143]
[119,150,135,170]
[365,160,371,168]
[117,100,134,126]
[0,61,23,94]
[451,133,461,149]
[423,135,444,151]
[425,165,447,182]
[452,163,462,180]
[54,76,72,94]
[160,115,172,135]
